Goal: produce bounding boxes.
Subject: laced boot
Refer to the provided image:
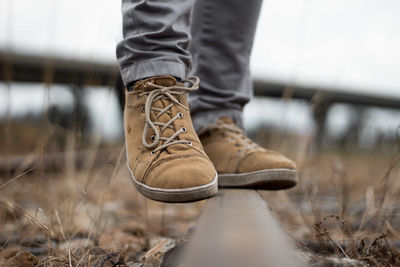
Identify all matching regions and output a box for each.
[124,76,217,203]
[199,117,297,190]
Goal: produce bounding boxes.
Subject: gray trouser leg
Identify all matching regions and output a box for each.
[116,0,263,132]
[189,0,263,132]
[116,0,195,86]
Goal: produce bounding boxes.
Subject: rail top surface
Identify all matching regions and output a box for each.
[168,189,304,267]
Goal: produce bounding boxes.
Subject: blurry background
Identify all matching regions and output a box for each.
[1,1,400,266]
[1,0,399,154]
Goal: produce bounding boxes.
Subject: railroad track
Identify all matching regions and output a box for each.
[163,189,304,267]
[0,149,120,174]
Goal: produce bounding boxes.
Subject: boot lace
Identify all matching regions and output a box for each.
[203,120,265,154]
[140,77,199,154]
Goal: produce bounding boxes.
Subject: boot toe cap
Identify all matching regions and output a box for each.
[238,151,296,173]
[145,157,216,190]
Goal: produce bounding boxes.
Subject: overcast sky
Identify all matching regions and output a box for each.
[1,0,400,98]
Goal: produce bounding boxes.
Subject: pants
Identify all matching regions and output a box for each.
[116,0,263,132]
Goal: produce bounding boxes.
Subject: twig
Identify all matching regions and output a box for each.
[0,196,55,238]
[0,167,35,191]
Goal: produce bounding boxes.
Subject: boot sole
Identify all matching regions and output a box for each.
[128,166,218,203]
[218,168,297,190]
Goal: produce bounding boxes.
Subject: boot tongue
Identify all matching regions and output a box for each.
[136,76,182,153]
[214,116,243,134]
[134,76,178,91]
[217,116,235,125]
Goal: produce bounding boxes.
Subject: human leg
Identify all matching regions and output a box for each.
[189,0,298,189]
[117,0,195,85]
[189,0,263,132]
[116,0,217,202]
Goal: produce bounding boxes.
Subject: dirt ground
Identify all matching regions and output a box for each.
[1,133,400,266]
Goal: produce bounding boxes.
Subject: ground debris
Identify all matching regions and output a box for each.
[141,238,178,267]
[311,256,366,267]
[0,251,39,267]
[358,235,400,266]
[2,147,399,267]
[58,238,94,254]
[0,246,20,260]
[91,252,126,267]
[296,251,366,267]
[98,230,147,256]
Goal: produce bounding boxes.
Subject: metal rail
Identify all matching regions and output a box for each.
[254,81,400,109]
[173,189,303,267]
[0,149,119,174]
[0,51,120,86]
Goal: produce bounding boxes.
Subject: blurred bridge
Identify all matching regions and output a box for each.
[1,51,400,142]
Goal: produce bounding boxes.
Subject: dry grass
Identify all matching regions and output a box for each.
[0,149,204,266]
[0,121,400,266]
[0,121,205,266]
[259,132,400,266]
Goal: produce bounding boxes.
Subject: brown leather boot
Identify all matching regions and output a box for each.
[124,76,217,203]
[199,117,297,190]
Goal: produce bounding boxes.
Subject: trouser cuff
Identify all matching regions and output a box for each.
[119,60,187,86]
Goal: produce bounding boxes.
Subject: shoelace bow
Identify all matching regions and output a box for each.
[204,120,264,153]
[140,77,200,154]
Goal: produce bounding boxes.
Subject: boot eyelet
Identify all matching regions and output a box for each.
[141,106,145,112]
[177,99,181,104]
[178,112,183,118]
[137,95,141,100]
[150,135,155,141]
[150,151,155,155]
[182,127,187,132]
[187,141,192,146]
